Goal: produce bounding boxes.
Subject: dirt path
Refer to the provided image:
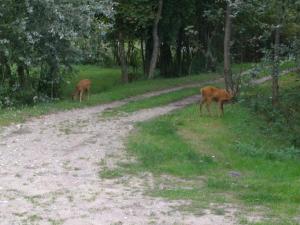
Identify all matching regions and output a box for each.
[0,81,240,225]
[250,67,299,84]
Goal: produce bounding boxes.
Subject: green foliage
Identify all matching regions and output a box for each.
[241,73,300,147]
[114,0,155,33]
[0,0,114,104]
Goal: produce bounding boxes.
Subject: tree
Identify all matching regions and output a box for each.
[256,0,300,105]
[272,24,281,106]
[118,30,129,83]
[271,0,286,106]
[147,0,163,79]
[0,0,114,106]
[109,0,155,81]
[224,1,234,91]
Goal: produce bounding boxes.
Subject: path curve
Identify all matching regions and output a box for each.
[0,80,239,225]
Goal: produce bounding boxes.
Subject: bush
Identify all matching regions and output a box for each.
[0,85,38,108]
[240,77,300,147]
[14,88,37,106]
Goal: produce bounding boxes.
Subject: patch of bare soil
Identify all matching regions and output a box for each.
[0,82,254,225]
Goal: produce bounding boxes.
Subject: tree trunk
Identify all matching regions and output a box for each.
[127,40,134,64]
[272,0,286,106]
[147,0,163,79]
[187,47,194,75]
[224,3,234,91]
[175,27,184,76]
[17,63,26,88]
[160,42,173,77]
[141,37,146,75]
[0,52,13,87]
[118,31,128,83]
[182,41,191,75]
[145,36,152,76]
[112,40,120,65]
[272,26,280,106]
[205,33,217,72]
[48,59,59,99]
[0,52,5,84]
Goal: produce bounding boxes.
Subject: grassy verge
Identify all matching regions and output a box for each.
[120,73,300,224]
[0,70,219,127]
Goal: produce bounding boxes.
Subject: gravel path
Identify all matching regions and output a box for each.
[0,81,240,225]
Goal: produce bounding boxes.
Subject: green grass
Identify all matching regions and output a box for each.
[102,87,201,117]
[124,74,300,223]
[128,114,220,176]
[232,63,256,73]
[61,65,122,97]
[0,67,219,127]
[99,167,124,179]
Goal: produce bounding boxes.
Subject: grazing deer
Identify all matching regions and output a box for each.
[72,79,91,102]
[199,86,234,116]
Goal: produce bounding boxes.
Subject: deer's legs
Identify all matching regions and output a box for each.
[79,91,83,102]
[219,101,224,117]
[205,99,212,116]
[199,98,205,115]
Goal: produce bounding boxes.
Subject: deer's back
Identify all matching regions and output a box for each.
[201,86,231,101]
[76,79,91,91]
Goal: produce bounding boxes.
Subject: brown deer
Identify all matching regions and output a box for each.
[199,86,234,116]
[72,79,91,102]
